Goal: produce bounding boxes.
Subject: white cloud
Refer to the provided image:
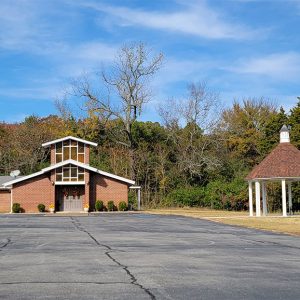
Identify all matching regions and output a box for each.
[81,1,257,40]
[227,52,300,79]
[0,1,58,53]
[54,42,118,78]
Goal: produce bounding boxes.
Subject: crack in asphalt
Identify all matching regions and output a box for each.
[70,217,156,300]
[0,238,11,250]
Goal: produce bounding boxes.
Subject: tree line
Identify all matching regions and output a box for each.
[1,43,299,211]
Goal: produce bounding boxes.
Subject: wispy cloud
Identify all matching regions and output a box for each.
[81,1,257,40]
[227,52,300,80]
[0,0,62,54]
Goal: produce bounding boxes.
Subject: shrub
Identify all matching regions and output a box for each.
[107,200,115,211]
[205,178,248,210]
[165,187,206,207]
[37,203,45,212]
[118,201,127,211]
[95,200,104,212]
[12,203,21,213]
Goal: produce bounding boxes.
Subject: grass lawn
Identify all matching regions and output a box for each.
[145,208,300,236]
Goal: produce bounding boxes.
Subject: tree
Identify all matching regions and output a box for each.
[261,107,288,154]
[219,98,277,167]
[159,82,221,185]
[289,99,300,149]
[70,42,163,179]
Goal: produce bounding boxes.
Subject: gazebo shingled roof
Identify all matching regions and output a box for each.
[246,142,300,180]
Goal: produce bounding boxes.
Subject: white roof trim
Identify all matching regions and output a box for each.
[3,170,44,186]
[42,136,98,147]
[0,186,11,190]
[3,159,135,186]
[247,177,300,182]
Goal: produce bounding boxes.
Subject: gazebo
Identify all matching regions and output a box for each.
[246,125,300,217]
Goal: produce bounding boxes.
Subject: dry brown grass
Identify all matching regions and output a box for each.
[145,207,248,218]
[209,217,300,236]
[145,208,300,236]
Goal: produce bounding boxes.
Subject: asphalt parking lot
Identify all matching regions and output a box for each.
[0,213,300,300]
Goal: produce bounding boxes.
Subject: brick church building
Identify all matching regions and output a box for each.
[0,136,135,213]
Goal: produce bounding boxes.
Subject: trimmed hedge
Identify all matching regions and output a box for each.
[37,203,45,212]
[12,203,21,213]
[118,201,127,211]
[95,200,104,212]
[107,200,114,211]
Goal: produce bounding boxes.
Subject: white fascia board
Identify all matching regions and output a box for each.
[248,177,300,181]
[55,181,85,185]
[58,160,135,185]
[0,186,11,190]
[3,159,135,186]
[96,169,135,185]
[4,159,135,186]
[43,159,76,171]
[3,171,44,187]
[42,136,98,147]
[129,186,141,189]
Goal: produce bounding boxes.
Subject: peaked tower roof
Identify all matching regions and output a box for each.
[42,136,97,147]
[246,142,300,180]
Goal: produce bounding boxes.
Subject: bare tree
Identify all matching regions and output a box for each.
[158,82,222,181]
[68,42,163,179]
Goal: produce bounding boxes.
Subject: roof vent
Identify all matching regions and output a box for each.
[280,125,290,143]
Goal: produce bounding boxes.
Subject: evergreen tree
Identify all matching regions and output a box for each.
[260,107,288,154]
[289,99,300,149]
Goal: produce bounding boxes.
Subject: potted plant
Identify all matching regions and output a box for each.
[49,203,55,213]
[84,203,89,212]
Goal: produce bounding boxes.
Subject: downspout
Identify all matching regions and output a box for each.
[10,187,13,213]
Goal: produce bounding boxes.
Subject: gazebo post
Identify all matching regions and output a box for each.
[255,181,261,217]
[248,181,253,217]
[262,181,267,216]
[281,179,287,217]
[288,182,292,215]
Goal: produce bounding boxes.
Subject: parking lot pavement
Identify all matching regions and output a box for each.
[0,213,300,300]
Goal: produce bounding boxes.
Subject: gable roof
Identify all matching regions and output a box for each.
[0,176,23,189]
[3,160,135,186]
[246,142,300,180]
[42,136,98,147]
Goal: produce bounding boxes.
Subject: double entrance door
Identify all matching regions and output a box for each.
[57,186,84,211]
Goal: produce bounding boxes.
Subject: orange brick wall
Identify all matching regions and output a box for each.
[12,173,55,213]
[0,190,11,212]
[9,170,129,212]
[90,173,129,210]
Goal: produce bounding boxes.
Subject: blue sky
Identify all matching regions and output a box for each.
[0,0,300,123]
